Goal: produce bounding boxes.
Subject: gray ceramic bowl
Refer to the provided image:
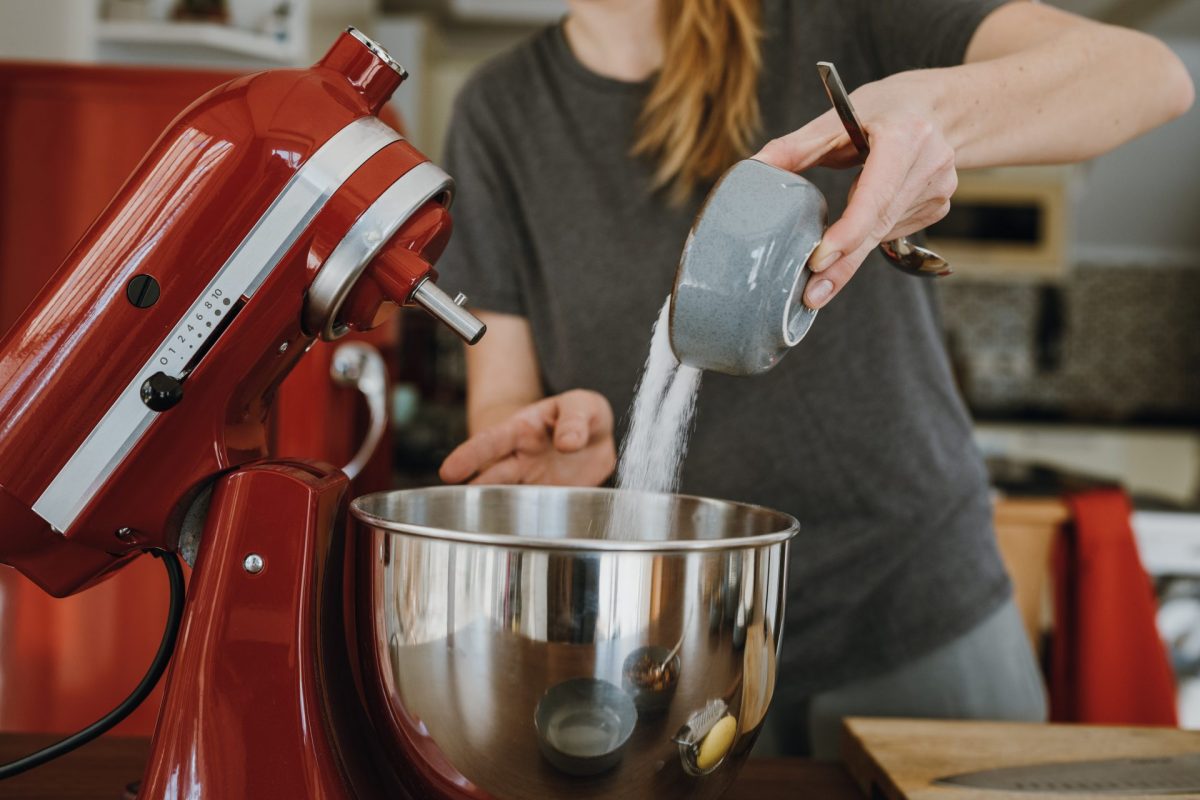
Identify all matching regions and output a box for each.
[670,159,827,375]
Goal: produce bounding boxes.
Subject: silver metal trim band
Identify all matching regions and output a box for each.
[302,160,454,341]
[32,116,401,534]
[346,27,408,79]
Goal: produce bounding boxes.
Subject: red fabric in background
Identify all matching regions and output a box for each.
[1051,488,1177,725]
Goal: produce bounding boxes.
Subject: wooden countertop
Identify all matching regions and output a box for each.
[843,717,1200,800]
[0,733,862,799]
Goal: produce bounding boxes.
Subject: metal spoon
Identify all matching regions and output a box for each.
[816,61,952,278]
[653,632,685,678]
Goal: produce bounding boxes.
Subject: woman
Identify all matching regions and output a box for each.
[435,0,1193,758]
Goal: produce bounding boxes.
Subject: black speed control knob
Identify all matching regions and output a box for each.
[140,372,183,412]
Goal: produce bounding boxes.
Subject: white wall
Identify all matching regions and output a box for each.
[1072,38,1200,266]
[0,0,100,61]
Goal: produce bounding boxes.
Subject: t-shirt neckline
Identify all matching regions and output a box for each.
[546,19,656,95]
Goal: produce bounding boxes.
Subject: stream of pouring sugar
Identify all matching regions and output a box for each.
[608,298,703,540]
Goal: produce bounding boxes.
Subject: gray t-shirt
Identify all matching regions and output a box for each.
[439,0,1013,697]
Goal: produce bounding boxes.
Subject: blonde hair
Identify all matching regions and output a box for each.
[633,0,763,204]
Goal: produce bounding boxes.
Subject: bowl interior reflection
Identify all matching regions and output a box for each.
[535,677,637,776]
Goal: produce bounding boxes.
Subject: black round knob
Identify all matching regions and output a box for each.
[126,275,160,308]
[140,372,183,412]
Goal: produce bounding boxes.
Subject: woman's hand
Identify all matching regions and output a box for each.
[753,1,1193,312]
[439,389,616,486]
[753,73,958,310]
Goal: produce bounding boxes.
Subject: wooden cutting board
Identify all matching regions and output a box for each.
[843,717,1200,799]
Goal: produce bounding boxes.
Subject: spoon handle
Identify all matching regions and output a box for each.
[816,61,871,160]
[815,61,953,278]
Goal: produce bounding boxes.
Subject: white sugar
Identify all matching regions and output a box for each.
[608,298,703,539]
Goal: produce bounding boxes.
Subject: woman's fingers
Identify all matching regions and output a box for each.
[804,195,954,310]
[468,455,525,485]
[804,236,878,309]
[753,108,850,173]
[809,123,921,277]
[440,391,615,484]
[882,196,954,242]
[552,409,589,452]
[551,389,613,453]
[439,418,526,483]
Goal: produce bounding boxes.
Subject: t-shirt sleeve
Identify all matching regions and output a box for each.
[434,79,531,317]
[865,0,1014,74]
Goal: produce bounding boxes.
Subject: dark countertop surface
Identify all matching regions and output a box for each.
[0,733,864,799]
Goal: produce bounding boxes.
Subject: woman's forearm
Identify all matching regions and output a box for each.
[755,4,1194,309]
[926,23,1193,170]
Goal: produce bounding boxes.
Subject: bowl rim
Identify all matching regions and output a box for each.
[349,485,799,553]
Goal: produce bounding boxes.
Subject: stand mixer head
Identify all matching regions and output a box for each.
[0,27,483,596]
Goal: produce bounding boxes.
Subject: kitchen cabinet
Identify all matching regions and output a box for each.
[992,496,1068,657]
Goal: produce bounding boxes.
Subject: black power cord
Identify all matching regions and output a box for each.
[0,550,185,780]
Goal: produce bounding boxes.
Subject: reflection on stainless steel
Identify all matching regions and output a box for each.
[352,485,797,799]
[674,698,737,776]
[535,677,637,776]
[623,642,682,714]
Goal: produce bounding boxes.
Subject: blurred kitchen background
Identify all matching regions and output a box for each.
[0,0,1197,728]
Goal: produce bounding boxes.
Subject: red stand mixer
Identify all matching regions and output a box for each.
[0,28,484,796]
[0,29,796,800]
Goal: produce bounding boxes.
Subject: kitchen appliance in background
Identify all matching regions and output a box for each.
[1136,509,1200,728]
[0,29,793,799]
[926,165,1075,279]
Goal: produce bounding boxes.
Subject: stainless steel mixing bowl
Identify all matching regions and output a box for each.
[351,485,797,800]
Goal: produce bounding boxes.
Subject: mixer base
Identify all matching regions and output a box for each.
[134,460,427,799]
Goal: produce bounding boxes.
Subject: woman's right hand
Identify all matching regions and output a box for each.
[439,389,616,487]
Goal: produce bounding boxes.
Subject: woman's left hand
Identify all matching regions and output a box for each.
[753,74,958,310]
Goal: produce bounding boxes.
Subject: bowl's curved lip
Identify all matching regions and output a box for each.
[350,485,799,553]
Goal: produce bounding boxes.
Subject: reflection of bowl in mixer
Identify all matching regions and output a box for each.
[534,677,638,776]
[352,485,797,800]
[622,645,681,714]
